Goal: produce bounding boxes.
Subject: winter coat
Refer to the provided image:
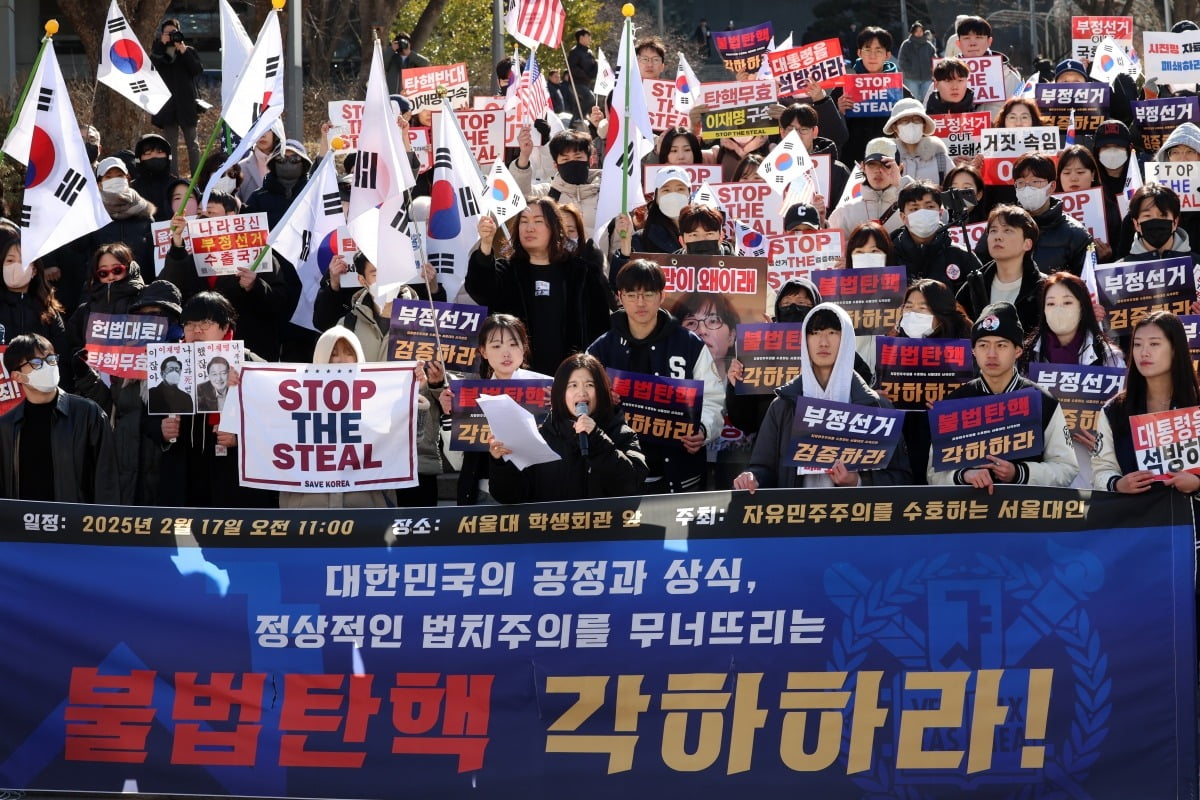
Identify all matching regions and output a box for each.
[0,288,67,381]
[0,390,120,503]
[828,59,912,165]
[488,409,648,502]
[66,260,147,357]
[896,136,951,185]
[891,226,982,295]
[828,177,914,237]
[744,371,912,488]
[149,39,203,129]
[244,171,311,229]
[974,198,1091,277]
[897,36,936,81]
[956,254,1046,331]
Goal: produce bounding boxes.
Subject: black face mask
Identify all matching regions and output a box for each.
[85,143,99,164]
[139,156,169,176]
[557,160,590,185]
[274,162,306,182]
[1140,218,1176,250]
[776,304,812,324]
[685,239,720,255]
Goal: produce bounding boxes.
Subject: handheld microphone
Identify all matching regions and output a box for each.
[575,402,589,456]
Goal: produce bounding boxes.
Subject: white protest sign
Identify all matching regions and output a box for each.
[935,56,1005,104]
[712,182,785,236]
[1144,31,1200,85]
[1053,187,1109,243]
[642,79,690,132]
[1146,161,1200,210]
[767,229,845,288]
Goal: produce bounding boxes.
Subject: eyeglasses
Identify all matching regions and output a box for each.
[1014,179,1049,190]
[683,315,727,331]
[620,291,661,303]
[860,47,888,55]
[19,354,59,371]
[95,264,127,280]
[279,155,304,164]
[184,320,219,333]
[637,56,664,64]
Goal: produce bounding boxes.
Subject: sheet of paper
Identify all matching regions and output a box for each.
[475,393,560,470]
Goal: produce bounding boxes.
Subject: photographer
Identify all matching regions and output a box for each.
[148,18,204,171]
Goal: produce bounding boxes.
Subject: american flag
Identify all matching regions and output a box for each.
[516,49,550,121]
[504,0,566,50]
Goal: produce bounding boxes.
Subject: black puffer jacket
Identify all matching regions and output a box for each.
[955,254,1046,331]
[891,227,982,295]
[974,198,1091,276]
[66,260,147,356]
[488,409,648,503]
[148,39,203,129]
[0,288,67,384]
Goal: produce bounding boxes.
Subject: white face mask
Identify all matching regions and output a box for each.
[212,176,237,194]
[1098,148,1128,170]
[24,364,59,393]
[853,251,887,268]
[101,177,128,194]
[3,261,32,290]
[1015,185,1051,212]
[1044,305,1082,336]
[905,208,942,238]
[900,311,936,337]
[897,121,926,145]
[657,191,689,219]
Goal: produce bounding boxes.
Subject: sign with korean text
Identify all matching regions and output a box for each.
[0,487,1195,797]
[930,388,1044,470]
[432,109,505,167]
[767,229,844,288]
[1181,314,1200,372]
[0,345,23,416]
[699,80,777,112]
[1052,188,1109,243]
[843,73,904,117]
[812,266,907,335]
[935,56,1005,104]
[607,369,702,446]
[1132,98,1200,154]
[642,80,690,132]
[1034,83,1110,135]
[787,396,904,471]
[1131,406,1200,475]
[235,364,419,491]
[946,221,988,250]
[449,378,553,451]
[767,40,847,97]
[402,63,470,112]
[1028,363,1124,434]
[387,300,485,371]
[1143,30,1200,85]
[151,217,191,274]
[733,323,804,395]
[875,336,974,409]
[712,22,774,75]
[643,252,770,328]
[145,341,244,416]
[1095,256,1193,332]
[186,213,270,277]
[84,313,167,380]
[931,112,991,159]
[699,102,776,141]
[980,127,1060,185]
[1071,16,1133,61]
[1145,161,1200,210]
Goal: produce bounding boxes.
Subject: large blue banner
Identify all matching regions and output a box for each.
[0,488,1194,798]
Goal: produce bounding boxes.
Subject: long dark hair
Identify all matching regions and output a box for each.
[1113,311,1200,415]
[1056,145,1101,188]
[657,127,702,163]
[478,313,532,378]
[0,223,64,325]
[1025,272,1117,364]
[89,242,136,288]
[513,198,570,264]
[550,353,615,422]
[897,279,972,338]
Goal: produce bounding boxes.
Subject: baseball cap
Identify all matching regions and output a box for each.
[863,137,898,163]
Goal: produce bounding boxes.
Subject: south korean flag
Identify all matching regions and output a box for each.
[97,0,170,114]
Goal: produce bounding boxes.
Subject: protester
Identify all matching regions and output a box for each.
[883,99,951,184]
[779,103,848,212]
[942,165,991,224]
[952,16,1022,114]
[959,205,1047,330]
[732,303,912,491]
[897,22,936,100]
[0,224,68,384]
[829,138,912,236]
[589,259,723,493]
[0,334,119,503]
[925,58,974,115]
[89,156,156,279]
[236,125,282,204]
[244,139,312,228]
[148,18,204,171]
[829,27,913,165]
[609,167,690,286]
[892,182,981,294]
[66,243,147,358]
[488,353,648,502]
[1054,145,1120,260]
[510,130,606,235]
[993,97,1046,128]
[656,127,705,164]
[567,29,597,120]
[131,133,179,223]
[1092,312,1200,495]
[927,301,1078,489]
[844,221,897,267]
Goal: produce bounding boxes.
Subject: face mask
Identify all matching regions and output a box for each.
[564,237,578,253]
[900,311,935,337]
[1139,218,1176,250]
[897,122,925,145]
[163,370,181,385]
[905,208,942,238]
[24,364,59,393]
[776,304,811,324]
[3,262,32,290]
[1098,148,1129,170]
[139,156,169,176]
[212,176,237,194]
[1044,305,1081,336]
[557,160,590,185]
[657,192,689,218]
[1015,185,1051,212]
[685,239,720,255]
[275,162,305,182]
[101,177,128,194]
[85,143,99,164]
[853,252,887,268]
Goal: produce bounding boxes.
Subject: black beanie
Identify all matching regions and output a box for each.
[971,302,1024,347]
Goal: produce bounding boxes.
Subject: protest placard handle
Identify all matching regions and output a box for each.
[176,119,226,218]
[558,42,588,122]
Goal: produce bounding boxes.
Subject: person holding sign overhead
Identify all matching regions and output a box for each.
[732,303,911,492]
[927,302,1078,490]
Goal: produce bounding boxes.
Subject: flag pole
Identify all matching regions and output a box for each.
[4,20,55,140]
[558,42,587,122]
[618,4,635,238]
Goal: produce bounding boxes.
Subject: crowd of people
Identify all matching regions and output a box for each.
[3,14,1200,510]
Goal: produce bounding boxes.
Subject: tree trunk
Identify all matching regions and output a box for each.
[411,0,450,52]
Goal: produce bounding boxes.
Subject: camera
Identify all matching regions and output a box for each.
[169,30,185,44]
[943,187,977,224]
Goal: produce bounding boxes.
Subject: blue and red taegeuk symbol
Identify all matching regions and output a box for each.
[773,152,794,172]
[428,179,461,240]
[490,178,512,202]
[741,229,763,249]
[25,126,56,189]
[1100,54,1115,71]
[675,74,690,94]
[109,39,144,74]
[315,229,345,273]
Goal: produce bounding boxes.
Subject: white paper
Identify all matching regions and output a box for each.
[475,393,560,470]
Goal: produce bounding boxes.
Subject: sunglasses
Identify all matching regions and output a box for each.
[95,264,127,280]
[279,155,304,165]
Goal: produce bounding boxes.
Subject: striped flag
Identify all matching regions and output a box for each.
[516,49,550,121]
[504,0,566,50]
[596,48,616,97]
